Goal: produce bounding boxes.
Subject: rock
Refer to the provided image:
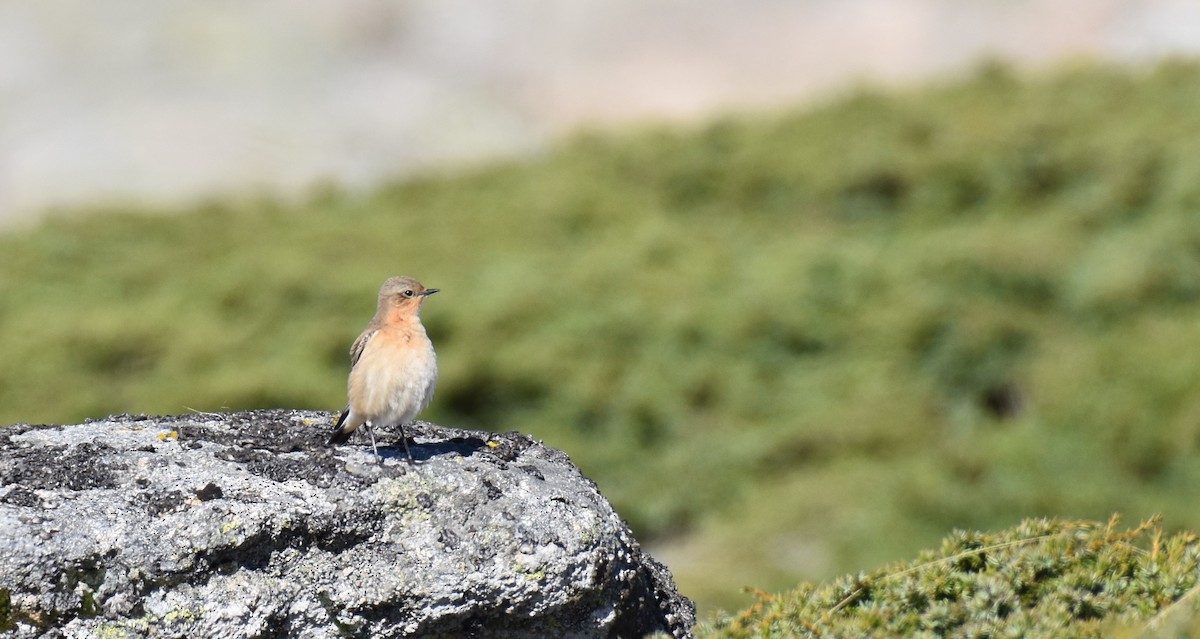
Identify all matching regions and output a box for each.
[0,410,694,638]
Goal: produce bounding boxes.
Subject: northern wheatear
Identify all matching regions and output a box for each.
[327,276,439,461]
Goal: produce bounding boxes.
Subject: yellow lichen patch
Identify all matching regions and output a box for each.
[164,606,201,622]
[94,624,132,639]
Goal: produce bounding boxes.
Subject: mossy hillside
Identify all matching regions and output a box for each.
[698,517,1200,638]
[4,62,1200,613]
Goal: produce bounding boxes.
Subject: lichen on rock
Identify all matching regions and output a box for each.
[0,410,694,638]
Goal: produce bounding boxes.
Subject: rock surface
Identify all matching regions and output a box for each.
[0,410,694,638]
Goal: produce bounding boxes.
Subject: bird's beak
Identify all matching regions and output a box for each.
[422,288,440,296]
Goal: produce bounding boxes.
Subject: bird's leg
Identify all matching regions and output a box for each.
[364,422,381,461]
[399,422,415,463]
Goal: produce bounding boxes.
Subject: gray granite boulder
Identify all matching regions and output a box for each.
[0,410,694,638]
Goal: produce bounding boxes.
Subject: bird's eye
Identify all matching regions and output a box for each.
[402,290,415,298]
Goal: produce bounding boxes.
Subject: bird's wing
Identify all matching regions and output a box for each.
[349,328,378,369]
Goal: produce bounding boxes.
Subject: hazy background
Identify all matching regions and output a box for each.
[8,0,1200,620]
[3,0,1200,228]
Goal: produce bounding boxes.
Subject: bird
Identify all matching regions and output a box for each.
[327,276,439,461]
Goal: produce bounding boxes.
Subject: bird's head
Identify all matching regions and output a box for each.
[377,276,438,318]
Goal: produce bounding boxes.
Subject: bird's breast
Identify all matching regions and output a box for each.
[347,325,437,424]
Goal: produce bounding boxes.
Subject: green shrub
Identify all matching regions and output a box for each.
[702,517,1200,638]
[6,61,1200,613]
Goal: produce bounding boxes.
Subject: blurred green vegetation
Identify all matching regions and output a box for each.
[5,60,1200,616]
[698,516,1200,638]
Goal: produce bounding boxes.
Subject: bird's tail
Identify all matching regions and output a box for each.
[327,408,355,445]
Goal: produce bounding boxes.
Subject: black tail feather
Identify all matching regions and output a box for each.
[326,409,352,445]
